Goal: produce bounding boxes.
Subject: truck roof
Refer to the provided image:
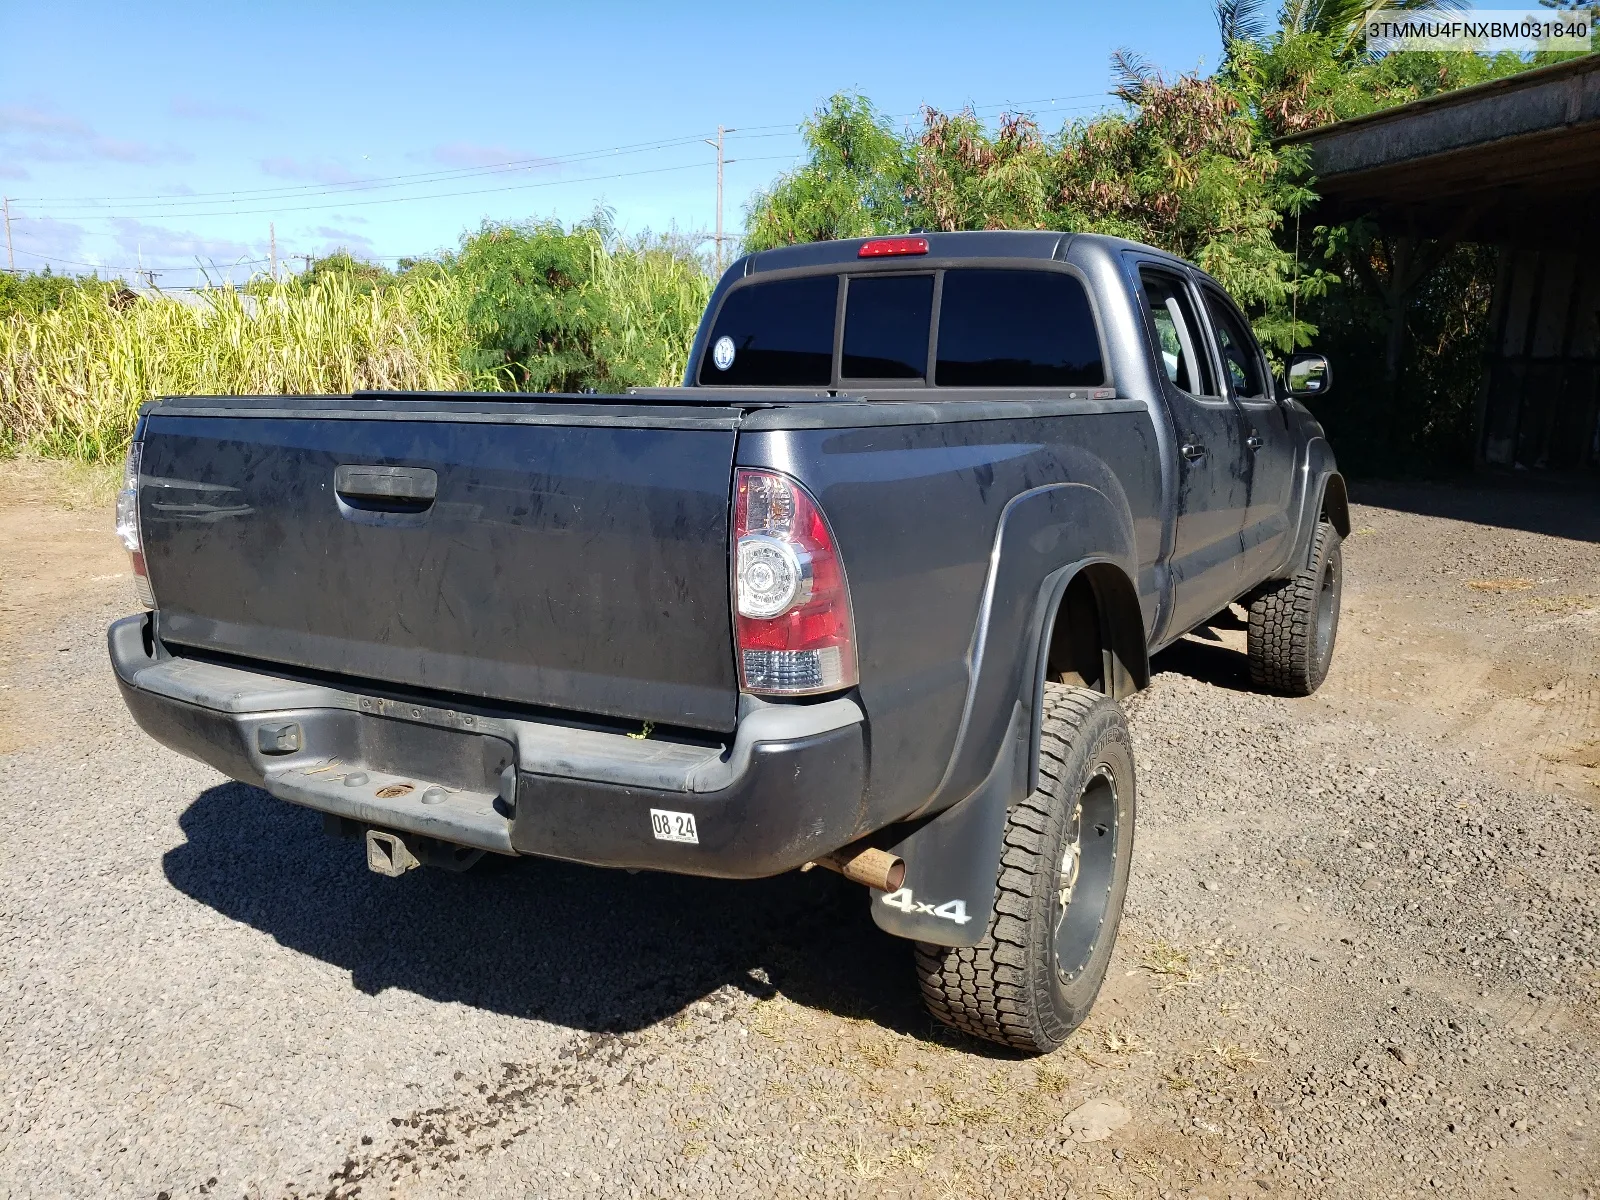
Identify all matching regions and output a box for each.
[736,229,1195,277]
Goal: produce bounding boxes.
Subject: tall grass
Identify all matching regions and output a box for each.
[0,274,469,460]
[0,222,713,462]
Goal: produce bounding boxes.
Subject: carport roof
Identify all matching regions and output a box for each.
[1281,55,1600,243]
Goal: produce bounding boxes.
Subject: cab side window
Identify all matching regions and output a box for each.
[1202,290,1269,399]
[1138,268,1216,398]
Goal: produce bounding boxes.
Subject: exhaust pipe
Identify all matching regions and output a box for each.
[813,846,906,892]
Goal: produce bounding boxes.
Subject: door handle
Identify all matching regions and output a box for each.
[334,465,438,512]
[1245,434,1264,450]
[1180,442,1207,461]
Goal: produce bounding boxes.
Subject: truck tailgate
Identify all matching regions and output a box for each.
[138,401,742,732]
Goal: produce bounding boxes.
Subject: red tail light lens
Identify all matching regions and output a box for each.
[733,468,857,695]
[115,441,155,609]
[858,237,928,258]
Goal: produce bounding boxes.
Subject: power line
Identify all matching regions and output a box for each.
[8,246,141,272]
[7,244,272,275]
[15,131,765,215]
[14,154,802,223]
[9,101,1107,226]
[10,93,1112,215]
[7,132,717,206]
[3,90,1119,275]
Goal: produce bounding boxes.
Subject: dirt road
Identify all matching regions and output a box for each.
[0,468,1595,1200]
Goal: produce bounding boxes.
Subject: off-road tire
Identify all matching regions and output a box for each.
[914,685,1136,1054]
[1247,519,1343,696]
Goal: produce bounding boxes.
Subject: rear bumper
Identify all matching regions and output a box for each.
[109,614,868,878]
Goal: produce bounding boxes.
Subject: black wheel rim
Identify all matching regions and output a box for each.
[1055,763,1120,984]
[1314,549,1342,671]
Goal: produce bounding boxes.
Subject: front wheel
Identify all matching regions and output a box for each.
[1247,519,1343,695]
[914,685,1136,1054]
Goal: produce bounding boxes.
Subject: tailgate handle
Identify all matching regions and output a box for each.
[334,465,438,511]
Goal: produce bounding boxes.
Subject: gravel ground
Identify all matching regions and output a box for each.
[0,471,1596,1200]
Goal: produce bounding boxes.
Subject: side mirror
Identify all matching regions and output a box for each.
[1286,353,1331,398]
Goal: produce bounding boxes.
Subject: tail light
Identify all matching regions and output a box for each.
[115,441,155,609]
[733,468,857,695]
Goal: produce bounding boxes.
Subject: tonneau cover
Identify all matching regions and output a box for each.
[139,398,743,731]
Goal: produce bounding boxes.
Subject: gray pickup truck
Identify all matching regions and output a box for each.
[108,230,1345,1053]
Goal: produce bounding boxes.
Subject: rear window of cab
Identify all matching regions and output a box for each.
[697,268,1103,388]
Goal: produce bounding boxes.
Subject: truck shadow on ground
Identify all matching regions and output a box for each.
[1148,608,1254,692]
[164,783,943,1043]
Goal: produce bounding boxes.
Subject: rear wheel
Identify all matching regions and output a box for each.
[1247,519,1343,695]
[914,685,1136,1054]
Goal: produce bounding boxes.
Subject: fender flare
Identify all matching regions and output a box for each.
[909,477,1140,822]
[871,553,1145,948]
[1284,439,1349,574]
[1319,472,1350,538]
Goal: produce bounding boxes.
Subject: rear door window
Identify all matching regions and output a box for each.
[698,275,838,386]
[1201,288,1269,399]
[934,269,1103,387]
[1138,268,1216,397]
[842,274,934,379]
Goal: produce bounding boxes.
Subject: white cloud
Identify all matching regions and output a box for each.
[308,225,378,254]
[259,156,365,185]
[108,219,260,268]
[0,104,190,165]
[169,97,262,122]
[0,105,90,138]
[9,217,89,268]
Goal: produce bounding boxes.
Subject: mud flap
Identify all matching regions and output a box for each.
[870,700,1028,947]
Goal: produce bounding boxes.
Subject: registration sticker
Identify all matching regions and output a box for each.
[650,809,699,844]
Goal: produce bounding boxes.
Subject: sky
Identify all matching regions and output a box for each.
[0,0,1226,287]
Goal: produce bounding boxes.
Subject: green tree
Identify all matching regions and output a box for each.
[742,94,913,249]
[748,79,1327,355]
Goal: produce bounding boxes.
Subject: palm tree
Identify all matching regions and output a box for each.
[1218,0,1468,56]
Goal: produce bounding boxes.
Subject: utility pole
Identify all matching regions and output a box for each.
[269,221,277,280]
[703,127,736,276]
[134,244,156,291]
[3,197,13,272]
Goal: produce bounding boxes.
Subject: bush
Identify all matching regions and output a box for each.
[0,268,133,322]
[452,218,711,392]
[0,218,714,461]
